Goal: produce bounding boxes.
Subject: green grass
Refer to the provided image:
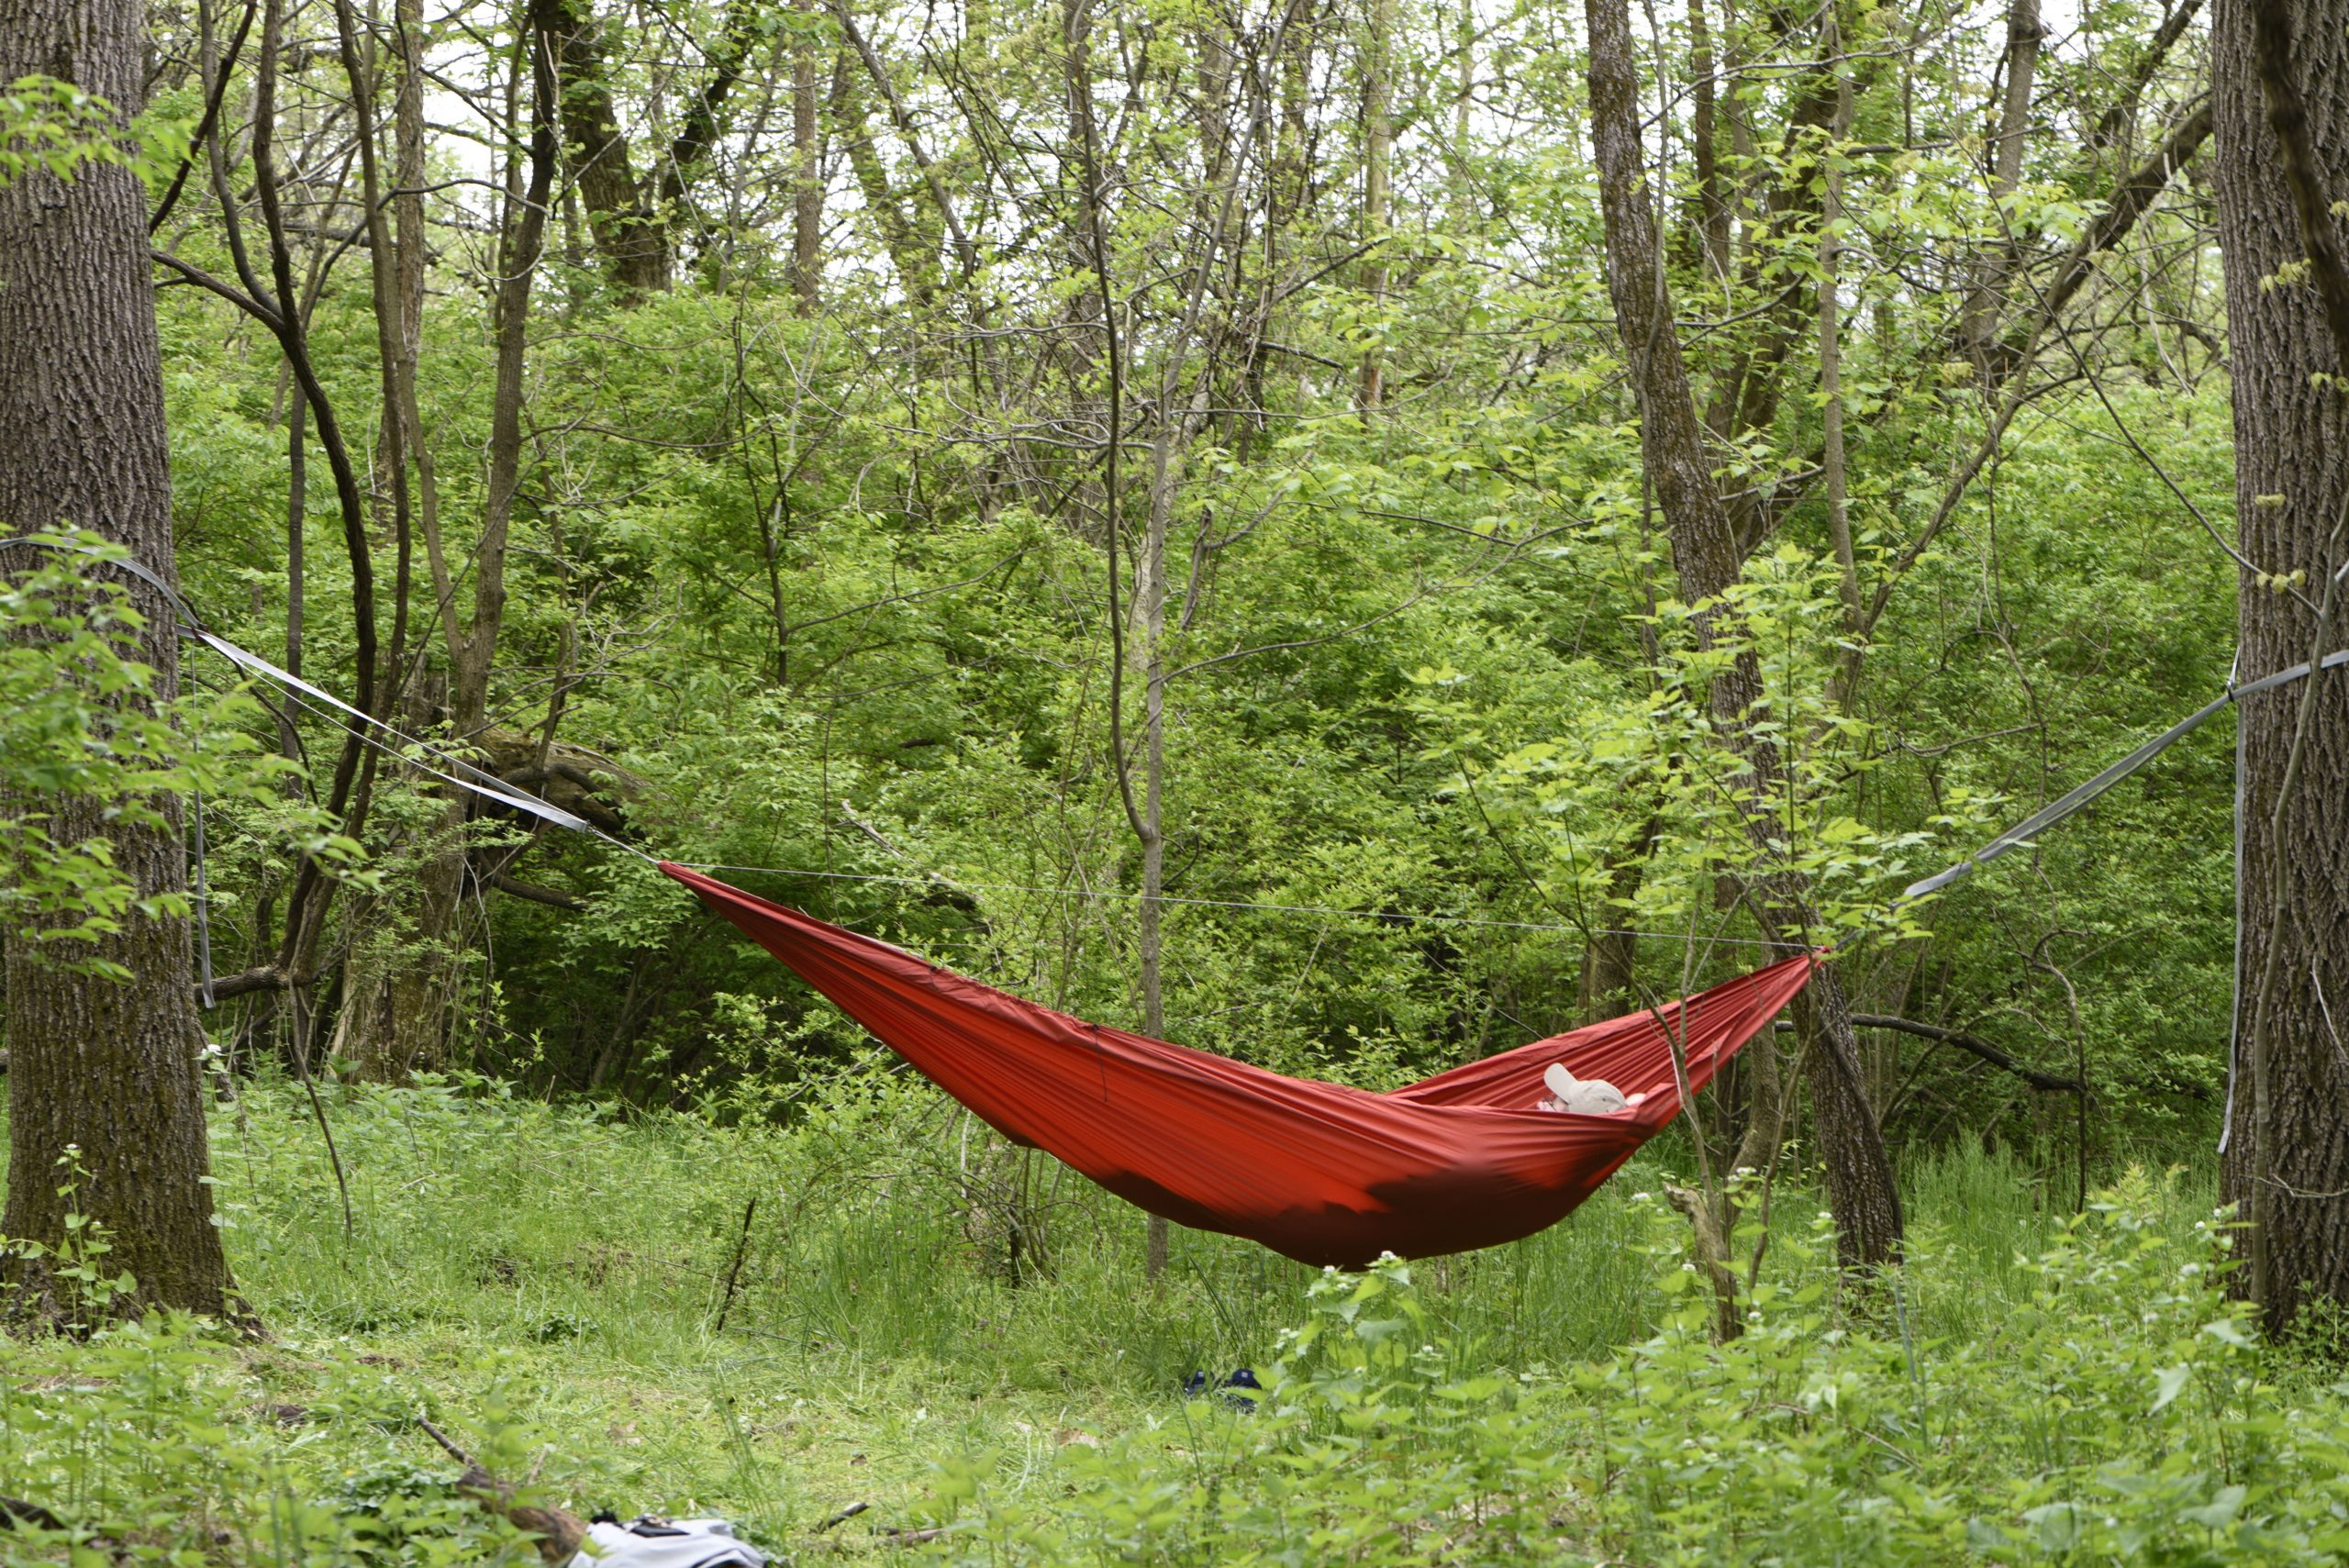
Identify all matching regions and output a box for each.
[4,1071,2340,1565]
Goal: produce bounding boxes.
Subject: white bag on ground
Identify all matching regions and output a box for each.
[568,1516,767,1568]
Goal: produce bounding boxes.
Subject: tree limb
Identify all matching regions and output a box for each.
[1781,1014,2088,1092]
[204,964,288,1001]
[489,873,584,911]
[2007,99,2212,361]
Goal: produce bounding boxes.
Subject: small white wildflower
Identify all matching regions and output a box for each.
[1631,1191,1652,1202]
[1681,1262,1696,1272]
[2181,1263,2203,1277]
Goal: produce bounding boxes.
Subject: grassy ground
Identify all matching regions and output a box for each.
[8,1069,2344,1564]
[200,1067,1679,1541]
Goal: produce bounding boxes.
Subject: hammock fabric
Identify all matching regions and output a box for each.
[665,864,1820,1267]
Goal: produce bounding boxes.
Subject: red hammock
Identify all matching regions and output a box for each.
[666,864,1819,1267]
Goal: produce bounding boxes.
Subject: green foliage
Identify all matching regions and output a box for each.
[1411,544,1997,959]
[0,75,129,185]
[0,1308,561,1564]
[0,72,190,188]
[0,1083,2329,1565]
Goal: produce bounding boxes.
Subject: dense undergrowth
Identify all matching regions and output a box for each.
[2,1074,2344,1564]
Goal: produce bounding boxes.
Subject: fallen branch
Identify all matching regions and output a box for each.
[0,1497,67,1532]
[417,1417,587,1564]
[712,1195,757,1333]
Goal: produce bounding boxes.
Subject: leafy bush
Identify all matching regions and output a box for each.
[923,1173,2349,1565]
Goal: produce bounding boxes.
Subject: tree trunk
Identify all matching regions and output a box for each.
[0,0,236,1318]
[1359,0,1392,409]
[832,58,937,305]
[792,0,821,311]
[1960,0,2044,370]
[1687,0,1729,274]
[1582,0,1904,1271]
[2211,0,2349,1333]
[1136,436,1171,1281]
[1577,813,1656,1023]
[534,0,667,297]
[340,0,467,1082]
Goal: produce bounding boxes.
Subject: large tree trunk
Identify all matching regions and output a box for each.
[2212,0,2349,1333]
[1582,0,1903,1271]
[0,0,236,1318]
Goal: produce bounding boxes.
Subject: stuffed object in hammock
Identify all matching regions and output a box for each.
[664,865,1817,1268]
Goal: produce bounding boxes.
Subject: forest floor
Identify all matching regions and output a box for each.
[4,1074,2347,1564]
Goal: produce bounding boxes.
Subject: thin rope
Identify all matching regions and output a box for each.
[16,535,2348,967]
[669,862,1803,947]
[1900,647,2349,900]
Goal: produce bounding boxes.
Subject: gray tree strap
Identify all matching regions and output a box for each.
[0,534,602,839]
[1902,648,2349,901]
[2221,683,2247,1155]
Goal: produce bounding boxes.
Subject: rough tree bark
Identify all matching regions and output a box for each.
[1583,0,1904,1270]
[0,0,236,1317]
[792,0,821,311]
[2211,0,2349,1333]
[534,0,668,296]
[1960,0,2046,371]
[1358,0,1392,409]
